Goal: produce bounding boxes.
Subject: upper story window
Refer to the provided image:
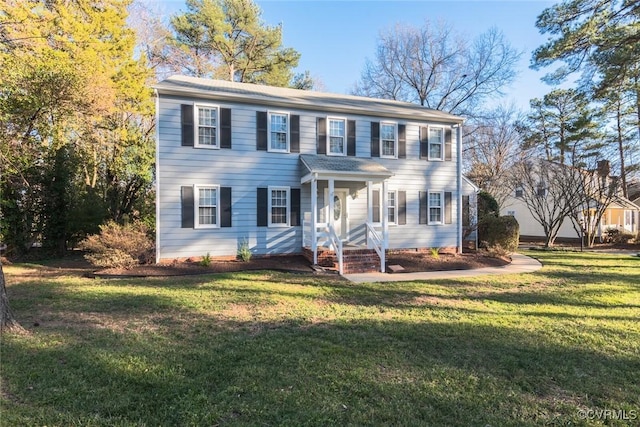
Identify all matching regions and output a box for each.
[428,126,444,160]
[328,118,346,156]
[428,191,443,224]
[268,112,289,152]
[380,122,397,158]
[269,186,290,227]
[195,185,219,228]
[195,104,219,148]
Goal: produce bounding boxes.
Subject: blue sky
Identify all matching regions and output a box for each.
[150,0,559,111]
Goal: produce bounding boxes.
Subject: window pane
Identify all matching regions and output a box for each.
[329,120,345,137]
[199,207,217,225]
[429,193,441,207]
[199,107,217,127]
[381,124,395,140]
[330,136,344,153]
[430,207,441,223]
[271,114,287,131]
[382,140,395,156]
[199,126,216,146]
[429,128,442,143]
[429,143,442,159]
[271,132,287,150]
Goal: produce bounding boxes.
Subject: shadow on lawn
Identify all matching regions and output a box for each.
[3,304,638,426]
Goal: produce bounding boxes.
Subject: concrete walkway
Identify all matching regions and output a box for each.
[344,253,543,283]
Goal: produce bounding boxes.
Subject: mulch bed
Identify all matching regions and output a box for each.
[93,252,509,277]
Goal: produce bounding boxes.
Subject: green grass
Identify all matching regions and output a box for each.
[1,250,639,426]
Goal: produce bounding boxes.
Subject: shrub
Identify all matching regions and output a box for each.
[79,221,155,268]
[200,253,212,267]
[604,228,634,244]
[478,191,499,220]
[478,215,519,254]
[237,239,252,262]
[429,247,440,259]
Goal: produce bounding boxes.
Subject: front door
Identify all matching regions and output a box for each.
[326,189,349,241]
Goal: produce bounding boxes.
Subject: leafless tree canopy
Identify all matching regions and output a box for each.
[353,21,521,118]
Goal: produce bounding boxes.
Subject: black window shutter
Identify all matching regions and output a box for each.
[371,122,380,157]
[419,191,427,224]
[220,187,232,227]
[317,117,326,154]
[290,115,300,153]
[444,192,452,224]
[347,120,356,156]
[462,195,470,227]
[445,128,453,161]
[398,191,406,225]
[372,189,380,223]
[256,111,267,150]
[181,104,194,147]
[419,126,428,159]
[220,108,232,149]
[398,124,406,159]
[181,186,194,228]
[257,187,268,226]
[290,188,301,226]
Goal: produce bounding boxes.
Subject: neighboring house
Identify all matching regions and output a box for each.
[504,162,640,242]
[154,75,473,273]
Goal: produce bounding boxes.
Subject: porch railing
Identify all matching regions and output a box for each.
[366,221,385,273]
[326,224,343,275]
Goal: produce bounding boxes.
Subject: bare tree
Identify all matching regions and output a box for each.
[510,158,582,247]
[464,104,522,208]
[567,160,621,247]
[353,21,521,118]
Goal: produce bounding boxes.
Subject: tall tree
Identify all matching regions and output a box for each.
[464,104,522,209]
[352,21,521,118]
[166,0,305,87]
[519,89,601,166]
[532,0,640,187]
[0,0,153,255]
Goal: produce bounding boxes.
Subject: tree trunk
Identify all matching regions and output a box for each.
[0,262,24,333]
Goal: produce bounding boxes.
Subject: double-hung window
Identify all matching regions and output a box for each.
[269,187,290,227]
[195,185,219,228]
[380,122,397,158]
[428,126,444,160]
[387,191,397,224]
[196,105,219,148]
[328,118,346,155]
[428,192,443,224]
[268,112,289,152]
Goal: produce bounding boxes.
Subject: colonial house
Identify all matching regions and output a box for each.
[154,75,474,273]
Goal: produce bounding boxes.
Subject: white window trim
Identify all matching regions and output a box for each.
[267,111,290,153]
[327,116,347,156]
[194,103,220,149]
[380,121,398,159]
[194,184,220,229]
[387,190,397,225]
[427,190,444,225]
[268,186,290,227]
[428,125,445,161]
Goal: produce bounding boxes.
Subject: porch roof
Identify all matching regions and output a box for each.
[300,154,393,184]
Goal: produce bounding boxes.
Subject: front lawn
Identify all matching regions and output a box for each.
[1,250,639,426]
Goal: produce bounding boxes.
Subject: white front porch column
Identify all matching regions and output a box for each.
[328,178,335,231]
[382,179,389,249]
[311,175,318,264]
[381,179,388,273]
[367,181,373,248]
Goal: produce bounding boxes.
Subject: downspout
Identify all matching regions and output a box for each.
[154,89,161,264]
[456,122,463,253]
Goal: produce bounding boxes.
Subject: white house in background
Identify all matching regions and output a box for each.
[153,75,475,273]
[503,166,640,242]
